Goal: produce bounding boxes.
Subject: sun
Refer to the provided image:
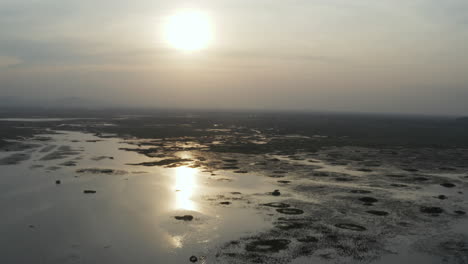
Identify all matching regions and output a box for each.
[165,10,213,51]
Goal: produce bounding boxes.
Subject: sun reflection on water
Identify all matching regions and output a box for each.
[170,235,184,248]
[174,166,198,211]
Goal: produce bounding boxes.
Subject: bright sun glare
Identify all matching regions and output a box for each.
[174,166,198,211]
[165,10,213,51]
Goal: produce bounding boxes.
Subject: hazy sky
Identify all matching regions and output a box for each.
[1,0,467,115]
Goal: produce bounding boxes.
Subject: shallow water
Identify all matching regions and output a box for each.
[0,131,274,264]
[1,130,468,263]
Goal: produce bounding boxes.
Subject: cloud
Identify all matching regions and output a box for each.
[0,55,21,67]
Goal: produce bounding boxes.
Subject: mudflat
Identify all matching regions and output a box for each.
[1,110,468,264]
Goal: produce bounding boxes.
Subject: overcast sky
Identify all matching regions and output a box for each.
[1,0,467,115]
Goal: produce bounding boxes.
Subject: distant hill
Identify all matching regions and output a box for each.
[0,96,114,109]
[456,116,468,122]
[0,96,28,107]
[49,97,112,109]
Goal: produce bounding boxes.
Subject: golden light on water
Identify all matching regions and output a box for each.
[164,10,213,51]
[170,235,184,248]
[174,166,198,211]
